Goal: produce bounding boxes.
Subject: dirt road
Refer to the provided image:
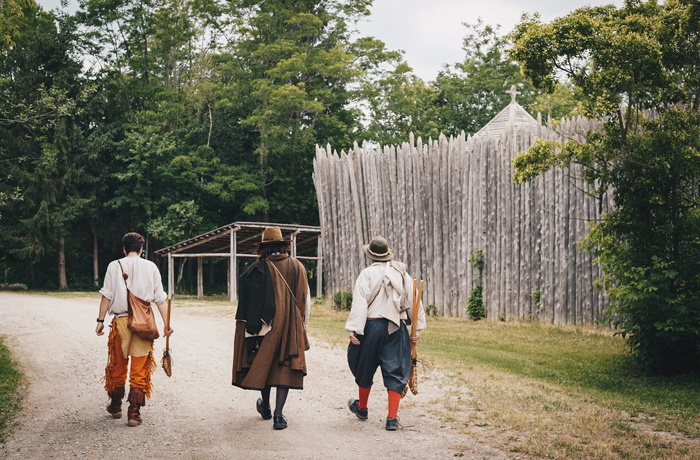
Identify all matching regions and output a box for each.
[0,293,509,459]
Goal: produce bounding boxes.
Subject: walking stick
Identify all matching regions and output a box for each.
[161,296,173,377]
[404,279,423,397]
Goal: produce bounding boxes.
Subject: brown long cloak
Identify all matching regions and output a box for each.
[232,254,310,390]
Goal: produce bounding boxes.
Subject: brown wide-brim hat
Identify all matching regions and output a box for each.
[363,236,394,261]
[254,226,292,246]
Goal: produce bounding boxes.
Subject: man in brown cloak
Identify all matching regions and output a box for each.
[232,226,311,430]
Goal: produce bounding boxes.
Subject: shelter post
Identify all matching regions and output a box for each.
[197,257,203,300]
[291,229,300,258]
[230,228,237,302]
[168,253,174,298]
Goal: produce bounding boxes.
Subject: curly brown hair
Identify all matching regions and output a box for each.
[256,242,290,260]
[122,232,145,254]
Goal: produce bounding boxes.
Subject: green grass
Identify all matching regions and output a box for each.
[308,301,700,459]
[311,303,700,418]
[421,316,700,419]
[0,335,22,444]
[6,290,102,299]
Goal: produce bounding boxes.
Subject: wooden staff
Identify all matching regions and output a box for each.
[410,279,423,359]
[405,279,424,396]
[161,296,173,377]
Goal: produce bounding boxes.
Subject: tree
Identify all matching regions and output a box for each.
[220,0,372,223]
[529,81,583,122]
[78,0,252,253]
[510,0,700,373]
[353,40,440,145]
[0,4,97,290]
[433,20,539,136]
[0,0,33,53]
[355,20,571,146]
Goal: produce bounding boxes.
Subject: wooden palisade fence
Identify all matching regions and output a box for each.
[313,103,612,326]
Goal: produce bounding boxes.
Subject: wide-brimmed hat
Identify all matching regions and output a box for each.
[363,236,394,261]
[255,226,291,246]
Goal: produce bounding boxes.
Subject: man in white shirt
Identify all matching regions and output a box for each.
[95,232,173,427]
[345,236,426,431]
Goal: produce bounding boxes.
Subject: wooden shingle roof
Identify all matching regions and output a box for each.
[473,85,540,139]
[154,222,321,257]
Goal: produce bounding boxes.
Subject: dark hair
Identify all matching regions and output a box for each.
[122,232,145,254]
[256,242,290,260]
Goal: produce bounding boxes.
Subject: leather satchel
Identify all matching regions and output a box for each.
[118,261,160,340]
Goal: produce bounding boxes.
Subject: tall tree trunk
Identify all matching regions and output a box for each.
[93,228,99,287]
[25,257,34,286]
[58,241,69,291]
[177,259,187,286]
[207,103,213,147]
[259,139,270,222]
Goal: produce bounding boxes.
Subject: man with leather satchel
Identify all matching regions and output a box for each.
[95,232,173,427]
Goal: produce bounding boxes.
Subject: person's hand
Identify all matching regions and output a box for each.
[164,327,174,338]
[349,334,360,345]
[410,335,419,345]
[95,323,105,336]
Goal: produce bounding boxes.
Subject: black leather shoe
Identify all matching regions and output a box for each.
[256,398,272,420]
[273,414,288,430]
[385,417,399,431]
[347,398,368,421]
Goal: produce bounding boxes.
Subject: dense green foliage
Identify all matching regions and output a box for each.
[0,336,22,443]
[1,0,557,292]
[510,0,700,373]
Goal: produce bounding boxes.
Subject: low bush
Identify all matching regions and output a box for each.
[332,291,353,311]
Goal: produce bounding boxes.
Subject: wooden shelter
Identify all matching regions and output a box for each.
[155,222,322,301]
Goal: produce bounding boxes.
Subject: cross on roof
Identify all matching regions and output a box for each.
[506,85,521,104]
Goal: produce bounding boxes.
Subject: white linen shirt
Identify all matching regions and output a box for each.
[345,261,427,336]
[99,256,168,317]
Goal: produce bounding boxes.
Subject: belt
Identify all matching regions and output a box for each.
[366,317,411,325]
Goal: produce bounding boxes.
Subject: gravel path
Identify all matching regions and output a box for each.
[0,293,509,459]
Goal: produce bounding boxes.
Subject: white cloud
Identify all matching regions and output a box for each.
[355,0,625,82]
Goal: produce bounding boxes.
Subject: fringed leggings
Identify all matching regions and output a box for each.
[104,321,157,398]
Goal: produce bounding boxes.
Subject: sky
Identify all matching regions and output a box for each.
[355,0,625,81]
[36,0,625,82]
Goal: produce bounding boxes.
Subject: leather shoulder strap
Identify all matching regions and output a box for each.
[269,258,298,305]
[117,260,129,288]
[367,281,383,308]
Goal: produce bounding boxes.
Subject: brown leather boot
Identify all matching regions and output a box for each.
[127,387,146,427]
[106,386,125,418]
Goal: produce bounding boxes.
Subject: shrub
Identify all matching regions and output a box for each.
[332,291,353,311]
[425,303,439,317]
[467,247,486,320]
[467,282,485,320]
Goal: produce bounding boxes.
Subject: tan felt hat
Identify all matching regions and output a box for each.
[255,226,291,246]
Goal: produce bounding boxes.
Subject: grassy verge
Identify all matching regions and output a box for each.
[308,301,700,460]
[3,290,102,299]
[0,336,22,444]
